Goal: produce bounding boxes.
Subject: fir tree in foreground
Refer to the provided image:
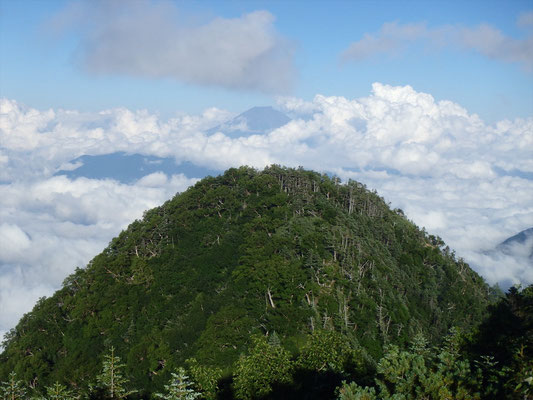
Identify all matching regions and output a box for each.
[39,382,76,400]
[0,372,26,400]
[154,368,200,400]
[94,347,137,399]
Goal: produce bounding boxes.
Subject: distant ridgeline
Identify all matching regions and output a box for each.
[55,153,221,183]
[497,227,533,260]
[0,166,494,396]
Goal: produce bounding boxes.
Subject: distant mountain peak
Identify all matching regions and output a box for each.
[499,227,533,247]
[497,227,533,260]
[208,106,291,137]
[236,106,291,130]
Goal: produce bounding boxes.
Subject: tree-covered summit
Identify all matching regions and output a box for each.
[0,166,493,396]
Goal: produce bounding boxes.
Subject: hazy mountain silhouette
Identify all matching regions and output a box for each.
[55,152,221,183]
[497,227,533,260]
[208,106,291,137]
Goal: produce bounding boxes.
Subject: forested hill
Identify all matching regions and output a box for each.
[0,166,493,396]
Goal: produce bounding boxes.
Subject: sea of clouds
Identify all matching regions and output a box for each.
[1,83,532,340]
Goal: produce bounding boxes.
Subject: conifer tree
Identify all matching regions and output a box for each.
[154,368,200,400]
[0,372,26,400]
[42,382,75,400]
[95,347,136,399]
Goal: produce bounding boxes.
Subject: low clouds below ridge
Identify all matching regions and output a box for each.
[49,0,295,93]
[1,83,532,340]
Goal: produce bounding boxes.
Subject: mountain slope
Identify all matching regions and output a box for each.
[0,166,491,393]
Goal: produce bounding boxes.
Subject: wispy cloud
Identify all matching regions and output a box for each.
[48,0,295,93]
[341,22,440,60]
[342,12,533,71]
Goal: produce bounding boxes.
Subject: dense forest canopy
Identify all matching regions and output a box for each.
[2,165,518,399]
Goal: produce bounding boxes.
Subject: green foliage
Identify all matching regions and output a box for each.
[233,335,293,399]
[336,308,532,400]
[510,345,533,399]
[94,347,136,399]
[0,166,493,396]
[0,372,26,400]
[336,328,483,399]
[39,382,76,400]
[154,368,200,400]
[468,284,533,399]
[337,382,377,400]
[0,287,529,399]
[185,358,222,400]
[297,329,363,375]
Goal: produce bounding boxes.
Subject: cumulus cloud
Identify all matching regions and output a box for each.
[1,82,532,338]
[0,224,31,263]
[0,98,233,180]
[342,13,533,71]
[48,0,295,93]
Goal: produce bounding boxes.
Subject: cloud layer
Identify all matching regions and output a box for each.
[342,13,533,71]
[49,0,294,93]
[1,83,532,340]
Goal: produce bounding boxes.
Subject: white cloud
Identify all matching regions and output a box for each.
[48,1,295,93]
[0,224,31,263]
[137,171,169,187]
[1,82,532,338]
[0,98,232,181]
[342,15,533,71]
[464,247,533,288]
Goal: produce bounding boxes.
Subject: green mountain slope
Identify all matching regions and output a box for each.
[0,166,491,394]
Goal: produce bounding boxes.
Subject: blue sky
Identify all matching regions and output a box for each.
[1,0,532,122]
[0,0,532,340]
